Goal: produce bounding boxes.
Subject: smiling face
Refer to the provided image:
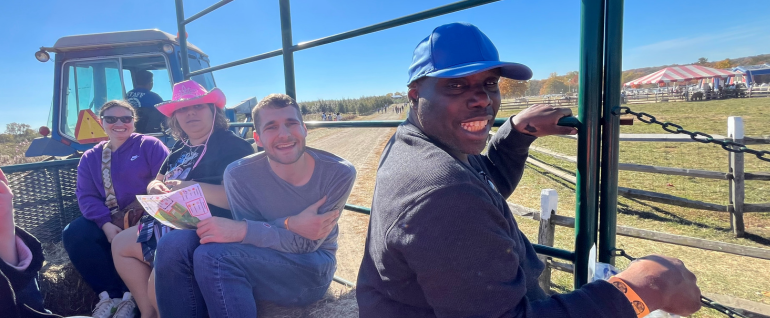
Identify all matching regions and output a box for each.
[101,106,135,141]
[254,106,307,165]
[174,104,214,139]
[409,69,501,158]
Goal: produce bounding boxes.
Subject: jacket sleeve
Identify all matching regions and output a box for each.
[226,165,356,254]
[0,228,44,294]
[75,151,112,228]
[479,116,537,198]
[389,183,635,318]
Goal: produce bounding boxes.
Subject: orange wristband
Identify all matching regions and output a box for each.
[284,217,290,231]
[608,276,650,318]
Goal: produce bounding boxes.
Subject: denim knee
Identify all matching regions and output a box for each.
[62,216,103,248]
[155,230,200,269]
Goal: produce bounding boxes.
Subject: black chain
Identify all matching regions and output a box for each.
[613,107,770,162]
[611,249,750,318]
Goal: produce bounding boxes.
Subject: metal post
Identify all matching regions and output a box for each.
[574,0,604,288]
[279,0,297,99]
[538,189,558,293]
[598,0,624,265]
[175,0,190,79]
[728,116,745,237]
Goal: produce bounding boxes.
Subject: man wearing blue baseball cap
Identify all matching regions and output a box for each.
[356,22,701,318]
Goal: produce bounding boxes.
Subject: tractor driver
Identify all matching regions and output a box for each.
[126,70,165,134]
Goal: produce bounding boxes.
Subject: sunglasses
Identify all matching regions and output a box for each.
[101,116,134,124]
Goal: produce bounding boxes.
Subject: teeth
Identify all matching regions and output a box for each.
[461,120,487,132]
[276,142,295,149]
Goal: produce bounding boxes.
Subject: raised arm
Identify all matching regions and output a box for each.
[482,105,577,197]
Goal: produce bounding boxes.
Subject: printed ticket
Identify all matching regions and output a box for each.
[136,184,212,229]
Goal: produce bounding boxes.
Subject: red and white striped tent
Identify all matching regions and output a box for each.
[624,65,739,86]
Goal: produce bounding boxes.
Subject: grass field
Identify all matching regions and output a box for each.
[499,97,770,316]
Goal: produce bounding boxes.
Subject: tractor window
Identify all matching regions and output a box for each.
[188,55,216,90]
[61,59,123,138]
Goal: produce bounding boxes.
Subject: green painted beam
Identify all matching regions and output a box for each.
[574,0,605,288]
[279,0,297,99]
[599,0,624,265]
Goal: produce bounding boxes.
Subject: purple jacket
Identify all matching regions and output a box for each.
[76,134,169,228]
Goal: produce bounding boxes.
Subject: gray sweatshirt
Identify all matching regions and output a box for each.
[223,148,356,254]
[356,117,636,318]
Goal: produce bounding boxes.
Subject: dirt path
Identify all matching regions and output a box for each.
[305,110,403,292]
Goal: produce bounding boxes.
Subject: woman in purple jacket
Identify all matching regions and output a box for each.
[62,100,169,318]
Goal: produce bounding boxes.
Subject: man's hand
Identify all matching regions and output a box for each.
[164,180,198,191]
[101,222,122,243]
[148,180,171,195]
[512,104,577,137]
[196,217,247,244]
[615,255,701,316]
[287,196,340,240]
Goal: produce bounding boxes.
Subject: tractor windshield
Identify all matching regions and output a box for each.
[61,59,123,137]
[59,54,174,138]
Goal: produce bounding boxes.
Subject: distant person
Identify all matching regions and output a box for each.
[322,112,327,121]
[126,70,165,134]
[337,112,342,121]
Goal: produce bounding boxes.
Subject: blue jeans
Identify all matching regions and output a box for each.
[62,216,127,298]
[155,230,335,318]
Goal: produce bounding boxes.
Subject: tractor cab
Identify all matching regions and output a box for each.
[26,29,217,157]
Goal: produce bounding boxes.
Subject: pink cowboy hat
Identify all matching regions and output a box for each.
[155,80,226,117]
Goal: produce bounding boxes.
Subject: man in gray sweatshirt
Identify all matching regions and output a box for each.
[155,93,356,318]
[356,22,701,318]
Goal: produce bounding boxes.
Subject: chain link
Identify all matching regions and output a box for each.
[613,106,770,162]
[610,249,750,318]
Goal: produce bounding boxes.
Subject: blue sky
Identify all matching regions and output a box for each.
[1,0,768,129]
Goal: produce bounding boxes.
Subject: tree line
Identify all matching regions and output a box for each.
[298,95,395,116]
[0,123,37,144]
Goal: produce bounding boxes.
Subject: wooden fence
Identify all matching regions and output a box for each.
[500,97,578,111]
[525,191,770,317]
[526,116,770,237]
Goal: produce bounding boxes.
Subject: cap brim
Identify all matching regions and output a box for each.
[426,61,533,81]
[156,88,226,117]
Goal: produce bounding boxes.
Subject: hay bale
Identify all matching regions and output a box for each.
[38,242,98,316]
[259,288,358,318]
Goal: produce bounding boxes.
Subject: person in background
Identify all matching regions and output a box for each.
[110,80,253,318]
[357,22,701,318]
[62,100,169,318]
[126,70,165,134]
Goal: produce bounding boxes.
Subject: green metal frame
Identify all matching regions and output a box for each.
[178,0,624,289]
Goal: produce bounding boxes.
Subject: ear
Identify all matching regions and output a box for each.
[254,131,263,148]
[407,86,420,109]
[302,123,308,137]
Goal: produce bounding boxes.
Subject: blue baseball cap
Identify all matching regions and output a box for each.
[407,22,532,84]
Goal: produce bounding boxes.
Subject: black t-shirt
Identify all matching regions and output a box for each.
[159,129,254,218]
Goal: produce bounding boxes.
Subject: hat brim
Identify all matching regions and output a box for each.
[426,61,533,81]
[155,88,227,117]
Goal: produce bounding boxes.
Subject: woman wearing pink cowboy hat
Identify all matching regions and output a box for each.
[110,80,253,318]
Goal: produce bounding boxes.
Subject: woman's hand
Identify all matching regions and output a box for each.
[164,180,198,191]
[101,222,122,243]
[148,180,171,195]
